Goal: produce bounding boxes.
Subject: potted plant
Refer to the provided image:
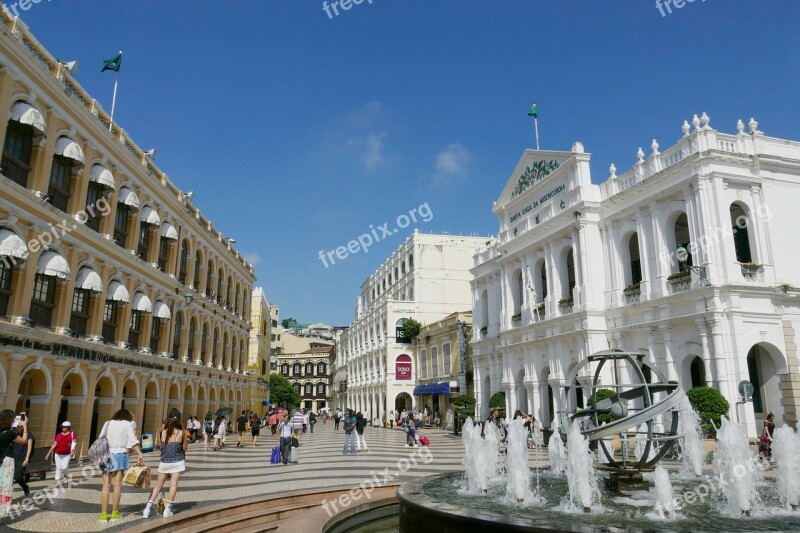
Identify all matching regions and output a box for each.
[511,313,521,323]
[623,282,641,295]
[687,386,730,453]
[480,325,488,335]
[740,262,763,274]
[668,271,691,284]
[535,303,545,313]
[558,297,574,307]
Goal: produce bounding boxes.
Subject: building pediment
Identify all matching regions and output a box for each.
[493,150,575,213]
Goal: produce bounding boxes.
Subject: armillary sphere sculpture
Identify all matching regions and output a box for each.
[558,350,685,474]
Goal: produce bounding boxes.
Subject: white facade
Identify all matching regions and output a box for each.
[472,114,800,437]
[338,231,491,417]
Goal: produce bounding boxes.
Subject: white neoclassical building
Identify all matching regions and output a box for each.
[471,113,800,437]
[337,231,490,418]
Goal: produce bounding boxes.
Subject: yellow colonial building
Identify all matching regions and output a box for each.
[0,11,254,455]
[246,287,272,415]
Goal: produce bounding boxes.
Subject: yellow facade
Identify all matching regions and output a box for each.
[246,288,270,415]
[0,11,254,455]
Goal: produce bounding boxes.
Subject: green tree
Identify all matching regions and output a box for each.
[453,394,476,419]
[587,388,616,425]
[398,318,422,344]
[687,386,730,437]
[269,373,300,408]
[489,391,506,410]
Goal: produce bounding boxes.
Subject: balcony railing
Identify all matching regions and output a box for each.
[69,314,88,336]
[1,155,30,188]
[29,302,53,327]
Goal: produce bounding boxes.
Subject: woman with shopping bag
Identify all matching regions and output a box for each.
[143,411,188,518]
[0,410,27,517]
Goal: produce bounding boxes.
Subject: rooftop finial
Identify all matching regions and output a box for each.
[651,139,660,156]
[700,112,711,129]
[609,163,617,179]
[692,114,701,132]
[681,120,691,137]
[637,147,645,164]
[748,117,759,133]
[736,119,745,134]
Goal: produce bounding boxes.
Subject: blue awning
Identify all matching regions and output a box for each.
[413,382,451,396]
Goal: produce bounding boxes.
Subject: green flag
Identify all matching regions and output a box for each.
[101,51,122,73]
[528,103,538,118]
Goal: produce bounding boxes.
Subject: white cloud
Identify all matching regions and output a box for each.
[434,143,471,184]
[361,132,387,171]
[243,252,261,267]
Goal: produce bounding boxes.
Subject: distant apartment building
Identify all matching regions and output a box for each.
[337,231,491,420]
[276,346,334,412]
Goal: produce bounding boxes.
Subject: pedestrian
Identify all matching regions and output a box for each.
[203,417,214,451]
[193,417,202,443]
[250,414,261,447]
[269,410,279,436]
[44,420,76,487]
[342,411,356,455]
[213,416,226,451]
[99,408,144,521]
[334,409,341,430]
[405,418,417,447]
[11,417,33,497]
[389,410,395,429]
[322,410,328,426]
[308,411,317,434]
[278,413,293,465]
[291,409,304,435]
[0,410,27,517]
[355,412,369,452]
[759,412,776,460]
[143,411,187,518]
[302,409,309,434]
[434,410,441,429]
[221,416,229,447]
[236,410,248,447]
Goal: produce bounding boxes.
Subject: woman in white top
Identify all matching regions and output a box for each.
[99,408,144,522]
[213,416,227,451]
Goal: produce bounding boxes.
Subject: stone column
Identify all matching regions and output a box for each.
[635,209,652,300]
[650,202,669,298]
[660,326,678,382]
[696,320,713,387]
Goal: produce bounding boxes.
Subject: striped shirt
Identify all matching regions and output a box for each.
[291,411,304,431]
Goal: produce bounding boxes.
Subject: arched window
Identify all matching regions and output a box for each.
[431,346,439,376]
[730,203,753,263]
[305,362,313,375]
[201,325,208,364]
[293,363,301,375]
[564,249,575,298]
[480,289,489,328]
[317,383,325,395]
[420,348,427,379]
[304,383,313,395]
[673,213,692,266]
[172,313,182,357]
[188,319,196,359]
[408,253,414,268]
[178,241,188,284]
[540,262,548,299]
[216,269,223,301]
[628,233,642,285]
[293,382,301,393]
[281,363,289,375]
[193,251,201,288]
[318,362,326,374]
[222,335,228,368]
[3,101,41,188]
[205,261,213,294]
[212,331,219,363]
[511,269,523,317]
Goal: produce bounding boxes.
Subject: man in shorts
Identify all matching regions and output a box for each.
[236,410,248,447]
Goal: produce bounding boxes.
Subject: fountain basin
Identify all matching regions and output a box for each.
[398,470,800,532]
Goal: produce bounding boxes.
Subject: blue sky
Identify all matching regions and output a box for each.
[13,0,799,326]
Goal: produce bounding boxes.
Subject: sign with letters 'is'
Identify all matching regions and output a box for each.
[395,354,412,380]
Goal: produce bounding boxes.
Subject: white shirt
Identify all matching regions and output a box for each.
[104,420,139,454]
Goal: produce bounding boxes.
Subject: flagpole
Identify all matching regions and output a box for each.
[534,116,540,150]
[109,70,118,132]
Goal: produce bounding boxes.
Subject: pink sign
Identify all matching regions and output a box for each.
[395,354,412,380]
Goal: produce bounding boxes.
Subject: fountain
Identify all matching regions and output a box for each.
[772,424,800,511]
[547,431,567,476]
[506,418,534,503]
[462,417,501,493]
[565,421,600,513]
[652,465,675,518]
[714,417,760,516]
[677,395,705,477]
[395,350,800,532]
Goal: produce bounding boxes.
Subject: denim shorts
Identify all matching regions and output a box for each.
[100,452,130,472]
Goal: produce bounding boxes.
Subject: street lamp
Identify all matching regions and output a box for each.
[675,246,708,286]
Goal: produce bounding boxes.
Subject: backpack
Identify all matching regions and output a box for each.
[204,420,213,434]
[87,422,110,466]
[251,419,261,430]
[343,417,355,432]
